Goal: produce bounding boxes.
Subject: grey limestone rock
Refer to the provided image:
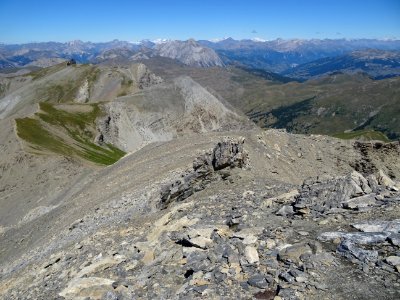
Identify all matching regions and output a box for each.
[135,63,163,89]
[279,271,295,283]
[293,171,373,215]
[388,234,400,246]
[351,219,400,233]
[278,288,301,300]
[276,205,294,217]
[244,246,260,264]
[337,240,379,263]
[159,137,248,209]
[212,137,247,170]
[377,169,397,190]
[278,243,313,264]
[318,231,390,245]
[341,193,377,209]
[319,218,400,271]
[385,256,400,267]
[247,274,269,289]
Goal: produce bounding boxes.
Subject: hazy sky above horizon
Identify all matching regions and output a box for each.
[0,0,399,43]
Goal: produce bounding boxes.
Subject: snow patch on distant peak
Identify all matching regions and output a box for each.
[152,38,170,44]
[251,37,267,42]
[208,37,229,42]
[208,37,268,43]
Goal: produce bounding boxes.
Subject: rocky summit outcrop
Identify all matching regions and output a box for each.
[134,63,164,89]
[160,137,248,209]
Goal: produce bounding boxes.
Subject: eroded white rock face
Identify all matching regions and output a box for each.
[174,76,228,116]
[95,76,249,152]
[95,101,175,152]
[174,76,247,133]
[59,277,115,300]
[0,94,21,119]
[75,79,89,103]
[377,169,398,190]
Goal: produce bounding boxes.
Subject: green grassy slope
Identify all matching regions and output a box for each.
[16,102,125,165]
[6,63,145,165]
[333,130,391,142]
[32,64,100,104]
[228,72,400,140]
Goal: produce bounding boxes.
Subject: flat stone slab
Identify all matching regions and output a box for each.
[59,277,115,299]
[385,256,400,266]
[351,219,400,233]
[341,194,377,209]
[318,231,390,245]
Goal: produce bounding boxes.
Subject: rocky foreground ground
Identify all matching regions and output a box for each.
[0,130,399,299]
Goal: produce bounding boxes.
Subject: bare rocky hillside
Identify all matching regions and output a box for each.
[0,62,399,300]
[155,40,224,67]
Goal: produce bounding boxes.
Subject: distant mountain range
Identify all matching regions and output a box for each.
[124,57,400,140]
[282,49,400,80]
[1,38,400,79]
[200,38,400,74]
[0,39,223,69]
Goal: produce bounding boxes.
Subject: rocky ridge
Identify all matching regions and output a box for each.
[159,137,248,209]
[1,49,400,300]
[0,132,399,299]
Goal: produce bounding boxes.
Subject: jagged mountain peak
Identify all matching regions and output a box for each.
[155,39,224,67]
[67,40,85,46]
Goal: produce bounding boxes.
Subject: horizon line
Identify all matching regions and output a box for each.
[1,37,400,45]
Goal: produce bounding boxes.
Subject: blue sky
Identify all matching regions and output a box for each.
[0,0,399,43]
